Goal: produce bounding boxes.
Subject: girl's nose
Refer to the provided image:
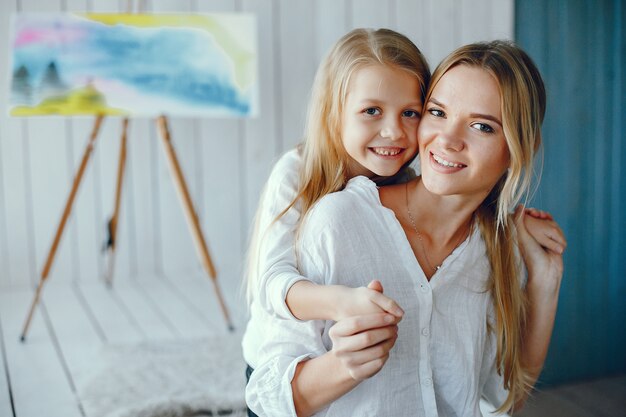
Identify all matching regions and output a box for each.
[380,118,405,141]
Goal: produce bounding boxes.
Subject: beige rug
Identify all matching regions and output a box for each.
[78,333,247,417]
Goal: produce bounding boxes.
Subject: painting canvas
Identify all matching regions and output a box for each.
[8,13,258,117]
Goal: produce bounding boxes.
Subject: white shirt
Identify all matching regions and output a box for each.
[245,176,511,417]
[242,150,305,373]
[243,149,415,368]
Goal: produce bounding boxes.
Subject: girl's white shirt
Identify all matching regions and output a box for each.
[242,149,307,377]
[243,149,417,370]
[247,148,307,323]
[245,176,513,417]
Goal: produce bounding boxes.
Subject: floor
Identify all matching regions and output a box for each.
[518,374,626,417]
[0,276,624,417]
[0,274,247,417]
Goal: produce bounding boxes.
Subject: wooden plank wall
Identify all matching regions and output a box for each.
[516,0,626,384]
[0,0,513,299]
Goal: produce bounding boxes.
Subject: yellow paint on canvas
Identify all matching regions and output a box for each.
[82,13,256,92]
[11,85,127,116]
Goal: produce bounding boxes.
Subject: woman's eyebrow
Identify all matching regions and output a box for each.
[469,113,502,127]
[430,97,502,127]
[428,97,445,107]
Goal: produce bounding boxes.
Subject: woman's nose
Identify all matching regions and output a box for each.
[437,123,465,151]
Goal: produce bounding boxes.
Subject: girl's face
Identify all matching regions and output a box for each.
[418,65,510,201]
[341,64,422,178]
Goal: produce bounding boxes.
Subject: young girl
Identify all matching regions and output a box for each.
[245,40,564,417]
[242,28,431,401]
[242,28,432,417]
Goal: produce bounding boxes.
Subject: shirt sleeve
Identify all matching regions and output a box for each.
[481,356,509,409]
[252,150,311,320]
[245,318,327,417]
[246,208,336,416]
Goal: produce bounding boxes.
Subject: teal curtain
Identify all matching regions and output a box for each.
[516,0,625,384]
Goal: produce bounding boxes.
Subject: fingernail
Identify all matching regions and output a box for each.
[394,307,404,317]
[384,315,394,323]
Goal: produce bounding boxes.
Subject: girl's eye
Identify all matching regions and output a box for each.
[403,110,421,118]
[428,108,445,118]
[364,107,381,116]
[471,122,495,133]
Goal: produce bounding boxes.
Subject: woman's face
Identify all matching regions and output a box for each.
[417,64,510,201]
[341,64,422,178]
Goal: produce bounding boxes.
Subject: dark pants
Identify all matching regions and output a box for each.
[246,365,259,417]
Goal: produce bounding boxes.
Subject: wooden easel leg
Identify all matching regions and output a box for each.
[103,118,129,286]
[155,116,234,331]
[21,115,105,342]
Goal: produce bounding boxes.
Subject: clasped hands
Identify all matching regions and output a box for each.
[327,280,404,382]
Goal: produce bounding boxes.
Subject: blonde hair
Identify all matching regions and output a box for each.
[427,40,546,413]
[244,28,430,303]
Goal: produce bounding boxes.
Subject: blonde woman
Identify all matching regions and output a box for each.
[246,40,565,416]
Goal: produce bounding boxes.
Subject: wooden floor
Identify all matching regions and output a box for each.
[518,374,626,417]
[0,276,624,417]
[0,274,247,417]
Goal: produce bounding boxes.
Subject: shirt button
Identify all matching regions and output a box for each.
[420,284,430,293]
[423,377,433,387]
[421,327,430,336]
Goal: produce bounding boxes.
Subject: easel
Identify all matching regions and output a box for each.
[20,114,234,341]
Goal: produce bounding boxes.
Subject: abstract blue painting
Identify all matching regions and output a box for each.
[9,13,258,117]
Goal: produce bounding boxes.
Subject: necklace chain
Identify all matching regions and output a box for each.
[405,181,469,273]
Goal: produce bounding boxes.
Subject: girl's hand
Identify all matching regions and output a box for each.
[514,205,565,299]
[524,206,553,221]
[332,280,404,321]
[328,313,399,381]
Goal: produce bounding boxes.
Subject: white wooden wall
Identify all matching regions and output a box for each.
[0,0,513,297]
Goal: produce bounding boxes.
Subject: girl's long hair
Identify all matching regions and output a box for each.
[427,40,546,413]
[244,28,430,303]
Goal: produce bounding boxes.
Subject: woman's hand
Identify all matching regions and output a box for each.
[514,205,565,299]
[514,205,566,405]
[291,301,400,417]
[328,312,400,381]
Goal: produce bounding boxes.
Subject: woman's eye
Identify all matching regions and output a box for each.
[428,108,445,117]
[471,122,495,133]
[364,107,381,116]
[403,110,421,118]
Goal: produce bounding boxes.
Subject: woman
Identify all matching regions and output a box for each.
[246,40,564,417]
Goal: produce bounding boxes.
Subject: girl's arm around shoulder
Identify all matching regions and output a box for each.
[286,280,404,321]
[288,183,404,322]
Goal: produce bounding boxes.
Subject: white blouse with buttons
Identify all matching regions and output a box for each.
[245,176,513,417]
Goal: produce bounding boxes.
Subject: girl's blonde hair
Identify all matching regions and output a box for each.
[245,28,430,303]
[427,40,546,413]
